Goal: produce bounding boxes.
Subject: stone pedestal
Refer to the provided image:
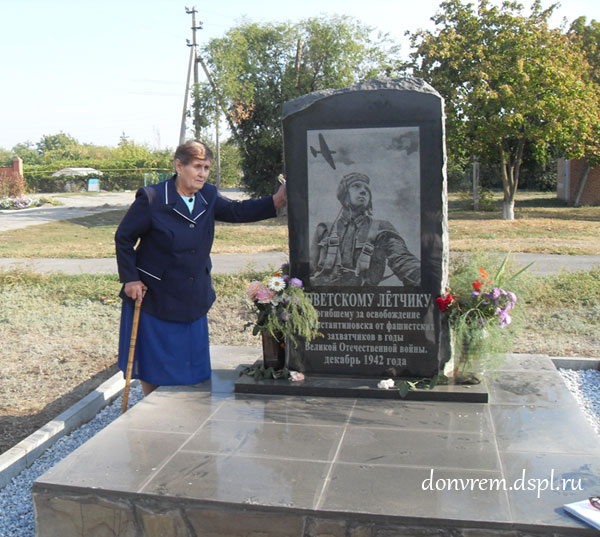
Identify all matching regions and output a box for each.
[33,350,600,537]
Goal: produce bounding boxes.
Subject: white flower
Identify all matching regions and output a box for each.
[377,378,395,390]
[268,276,286,292]
[289,371,305,382]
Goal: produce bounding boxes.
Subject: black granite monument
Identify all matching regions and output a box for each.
[283,78,448,379]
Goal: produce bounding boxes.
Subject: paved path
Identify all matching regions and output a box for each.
[0,189,250,232]
[0,192,136,232]
[1,191,599,275]
[0,252,597,276]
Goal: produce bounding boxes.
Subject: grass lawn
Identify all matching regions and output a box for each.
[449,192,600,254]
[1,191,598,258]
[0,210,289,258]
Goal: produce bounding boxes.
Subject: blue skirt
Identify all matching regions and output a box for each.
[118,301,211,386]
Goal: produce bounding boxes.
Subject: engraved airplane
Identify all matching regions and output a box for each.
[309,133,336,170]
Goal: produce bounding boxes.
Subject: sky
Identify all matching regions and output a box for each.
[1,0,600,152]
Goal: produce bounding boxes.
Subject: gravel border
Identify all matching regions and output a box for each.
[558,368,600,435]
[0,383,143,537]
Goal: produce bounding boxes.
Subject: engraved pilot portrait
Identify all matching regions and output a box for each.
[308,127,421,287]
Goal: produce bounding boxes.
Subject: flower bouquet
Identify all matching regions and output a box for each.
[246,264,320,370]
[437,254,531,380]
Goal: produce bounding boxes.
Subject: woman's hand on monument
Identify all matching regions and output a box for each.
[273,183,287,209]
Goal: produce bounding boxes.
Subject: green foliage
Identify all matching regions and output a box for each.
[459,187,496,211]
[478,189,496,212]
[218,141,242,188]
[12,141,41,165]
[24,168,172,193]
[36,132,79,158]
[567,17,600,167]
[529,269,600,308]
[12,134,173,192]
[521,158,558,191]
[241,362,290,380]
[196,15,401,196]
[395,375,442,398]
[0,148,14,167]
[192,137,243,188]
[569,17,600,86]
[443,252,532,373]
[408,0,600,218]
[446,157,468,191]
[247,269,321,347]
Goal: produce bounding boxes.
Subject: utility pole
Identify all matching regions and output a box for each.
[179,46,194,146]
[180,6,236,183]
[179,7,202,145]
[186,6,201,87]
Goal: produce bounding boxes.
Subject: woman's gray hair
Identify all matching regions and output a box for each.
[174,140,214,165]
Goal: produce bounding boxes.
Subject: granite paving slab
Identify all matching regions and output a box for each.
[32,351,600,536]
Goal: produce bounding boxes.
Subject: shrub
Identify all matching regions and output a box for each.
[528,167,557,192]
[447,161,468,191]
[24,170,172,193]
[0,171,26,198]
[458,187,497,211]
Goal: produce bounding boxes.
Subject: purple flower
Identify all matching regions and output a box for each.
[289,277,303,289]
[280,310,289,321]
[491,288,502,300]
[507,291,517,304]
[471,291,480,298]
[497,307,512,327]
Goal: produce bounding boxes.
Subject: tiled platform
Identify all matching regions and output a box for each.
[33,350,600,536]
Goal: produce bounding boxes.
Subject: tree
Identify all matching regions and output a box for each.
[0,148,14,167]
[569,17,600,87]
[195,16,400,196]
[409,0,600,219]
[12,141,41,165]
[36,132,80,159]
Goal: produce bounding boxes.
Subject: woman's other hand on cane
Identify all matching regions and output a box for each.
[124,281,147,302]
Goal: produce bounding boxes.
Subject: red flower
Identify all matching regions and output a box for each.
[473,279,483,292]
[436,294,454,312]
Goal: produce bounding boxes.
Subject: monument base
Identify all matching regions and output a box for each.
[33,349,600,537]
[235,369,488,402]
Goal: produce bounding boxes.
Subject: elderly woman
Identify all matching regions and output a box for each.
[115,140,286,395]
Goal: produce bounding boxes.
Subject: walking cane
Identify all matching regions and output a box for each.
[122,300,142,413]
